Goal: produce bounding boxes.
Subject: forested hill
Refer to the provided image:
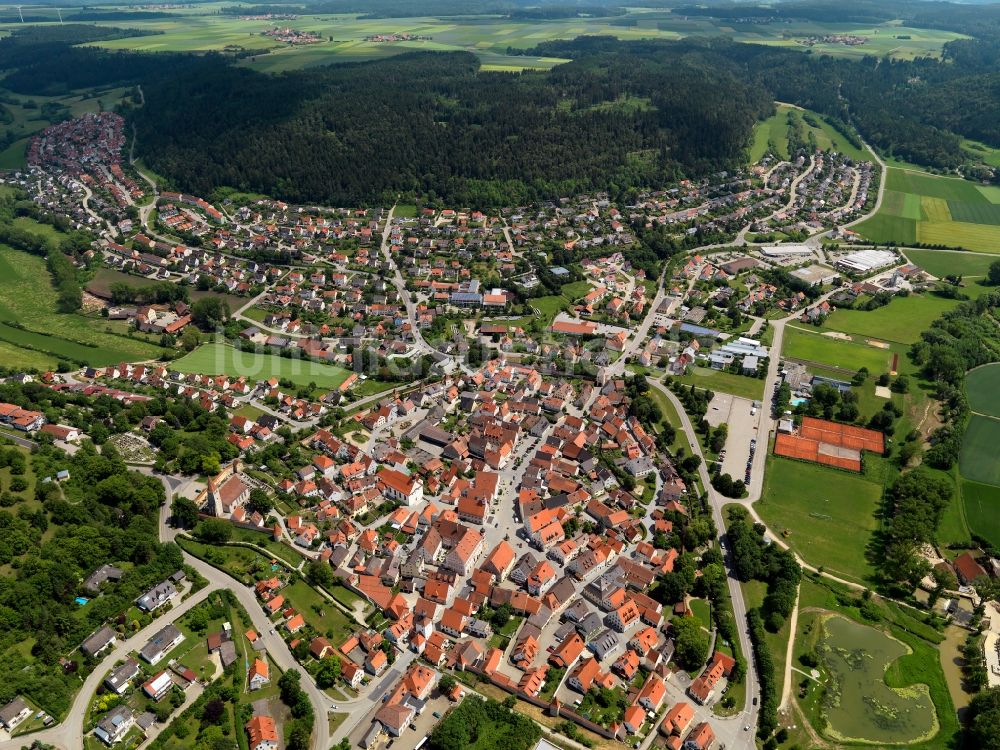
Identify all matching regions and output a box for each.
[130,45,772,207]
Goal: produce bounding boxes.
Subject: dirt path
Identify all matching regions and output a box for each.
[780,584,801,711]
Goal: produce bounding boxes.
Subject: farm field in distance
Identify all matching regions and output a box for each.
[172,342,355,389]
[0,3,958,74]
[965,363,1000,417]
[754,453,886,584]
[855,167,1000,253]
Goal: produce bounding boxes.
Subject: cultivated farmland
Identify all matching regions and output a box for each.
[966,363,1000,417]
[958,415,1000,487]
[962,480,1000,550]
[855,168,1000,253]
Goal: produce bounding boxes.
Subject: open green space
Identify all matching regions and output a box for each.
[782,325,892,375]
[821,293,956,345]
[814,614,937,744]
[0,245,167,366]
[559,280,593,301]
[856,167,1000,253]
[172,342,353,389]
[755,454,888,583]
[965,363,1000,417]
[673,366,765,400]
[282,579,355,642]
[959,415,1000,486]
[962,479,1000,550]
[903,248,998,296]
[751,104,868,163]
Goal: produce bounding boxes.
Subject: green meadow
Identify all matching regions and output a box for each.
[821,293,956,345]
[0,245,167,367]
[856,167,1000,253]
[749,104,870,163]
[755,454,886,584]
[172,342,354,389]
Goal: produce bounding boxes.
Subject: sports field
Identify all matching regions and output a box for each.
[855,168,1000,253]
[962,480,1000,550]
[782,325,892,374]
[172,342,354,389]
[966,363,1000,417]
[821,293,956,345]
[755,454,885,583]
[958,415,1000,487]
[750,104,868,163]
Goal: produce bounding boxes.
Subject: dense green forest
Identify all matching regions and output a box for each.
[129,43,770,206]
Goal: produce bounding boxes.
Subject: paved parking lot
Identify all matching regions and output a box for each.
[706,393,761,484]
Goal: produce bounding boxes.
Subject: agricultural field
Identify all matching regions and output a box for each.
[821,292,956,345]
[0,4,955,74]
[959,415,1000,487]
[0,245,168,366]
[965,363,1000,417]
[855,167,1000,253]
[754,454,888,584]
[172,342,354,389]
[962,480,1000,550]
[782,324,893,375]
[673,366,765,401]
[751,103,869,163]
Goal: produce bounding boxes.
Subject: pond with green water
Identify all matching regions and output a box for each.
[817,614,938,744]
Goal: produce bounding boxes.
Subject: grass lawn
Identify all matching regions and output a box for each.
[394,204,418,218]
[782,325,892,375]
[228,526,305,563]
[959,415,1000,486]
[965,363,1000,417]
[673,366,765,400]
[282,579,355,642]
[754,454,889,584]
[530,294,573,327]
[689,598,712,633]
[821,293,956,345]
[172,342,353,389]
[232,403,266,420]
[0,245,167,365]
[961,479,1000,549]
[177,536,276,584]
[560,280,593,301]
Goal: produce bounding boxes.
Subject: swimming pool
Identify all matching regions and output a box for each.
[75,597,89,606]
[791,397,808,407]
